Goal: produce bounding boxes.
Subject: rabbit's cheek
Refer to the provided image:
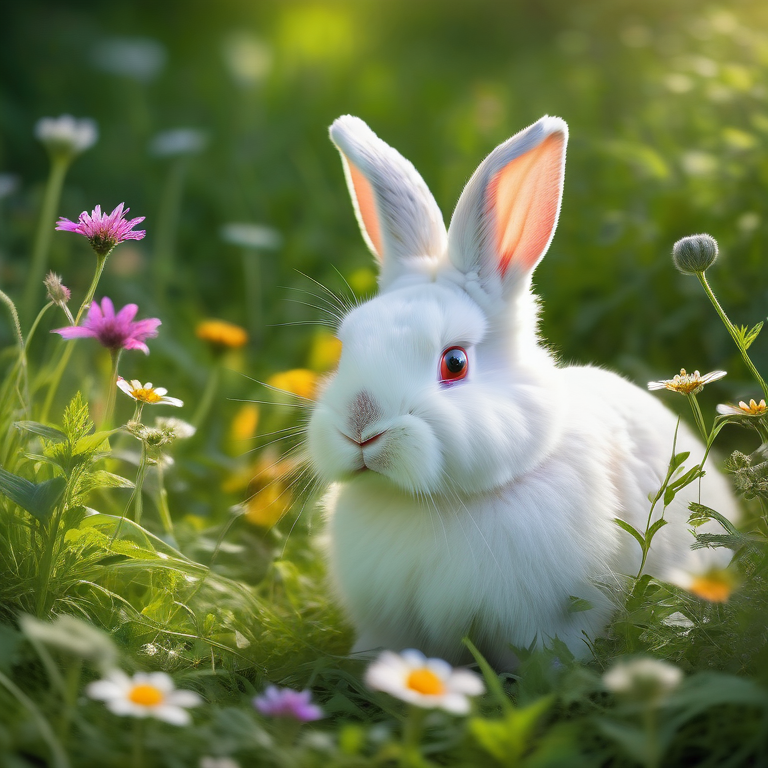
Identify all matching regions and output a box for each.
[365,415,443,494]
[307,405,366,481]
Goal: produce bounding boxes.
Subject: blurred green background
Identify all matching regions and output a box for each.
[1,0,767,430]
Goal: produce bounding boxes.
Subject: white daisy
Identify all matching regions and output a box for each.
[716,398,768,417]
[603,657,683,702]
[648,368,726,396]
[365,649,484,714]
[86,670,201,725]
[117,377,183,407]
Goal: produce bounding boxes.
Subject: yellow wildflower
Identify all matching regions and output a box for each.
[267,368,318,400]
[196,319,248,348]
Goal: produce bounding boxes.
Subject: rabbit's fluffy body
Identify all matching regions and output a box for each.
[307,115,737,668]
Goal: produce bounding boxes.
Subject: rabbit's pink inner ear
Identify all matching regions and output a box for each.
[490,132,565,276]
[345,156,384,261]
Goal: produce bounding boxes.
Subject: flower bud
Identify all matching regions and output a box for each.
[44,272,71,306]
[672,234,718,274]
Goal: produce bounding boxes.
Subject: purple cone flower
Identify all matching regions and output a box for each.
[56,203,145,257]
[52,297,161,354]
[253,686,323,722]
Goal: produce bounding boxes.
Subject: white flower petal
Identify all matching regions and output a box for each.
[166,689,203,708]
[141,671,175,693]
[86,680,124,701]
[131,380,143,389]
[116,378,135,397]
[107,698,148,718]
[154,387,168,397]
[439,693,471,714]
[160,396,184,407]
[152,704,192,726]
[448,669,485,696]
[401,649,427,667]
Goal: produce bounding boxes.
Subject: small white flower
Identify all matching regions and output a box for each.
[117,377,183,407]
[603,657,683,702]
[220,222,282,251]
[365,649,484,714]
[86,670,202,725]
[666,567,736,603]
[200,758,240,768]
[0,173,19,199]
[19,614,117,670]
[35,115,98,158]
[149,128,208,158]
[91,37,166,82]
[221,32,272,87]
[648,368,726,396]
[717,399,768,417]
[155,416,196,439]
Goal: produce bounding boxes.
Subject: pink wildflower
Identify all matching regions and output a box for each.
[56,203,145,257]
[52,297,160,354]
[253,686,323,722]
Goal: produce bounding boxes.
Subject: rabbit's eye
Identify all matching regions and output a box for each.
[440,346,468,384]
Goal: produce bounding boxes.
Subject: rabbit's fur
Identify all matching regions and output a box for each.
[306,115,737,669]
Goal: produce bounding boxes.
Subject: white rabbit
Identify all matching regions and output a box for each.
[306,114,738,669]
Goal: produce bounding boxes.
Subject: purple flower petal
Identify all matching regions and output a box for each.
[115,303,139,325]
[52,296,160,354]
[99,297,115,320]
[52,326,97,340]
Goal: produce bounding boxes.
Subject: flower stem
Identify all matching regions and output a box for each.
[36,504,65,618]
[697,272,768,400]
[21,155,70,324]
[400,707,429,768]
[688,394,707,443]
[153,158,187,301]
[101,349,122,429]
[242,247,262,344]
[155,459,174,536]
[643,706,660,768]
[192,362,221,428]
[76,254,108,324]
[40,254,109,423]
[133,443,149,526]
[132,718,145,768]
[0,287,30,418]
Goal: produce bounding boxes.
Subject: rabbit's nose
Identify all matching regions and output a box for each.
[349,390,381,440]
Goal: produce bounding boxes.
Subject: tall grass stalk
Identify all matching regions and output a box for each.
[21,156,69,324]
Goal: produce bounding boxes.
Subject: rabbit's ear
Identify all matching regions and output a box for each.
[447,116,567,293]
[330,116,447,284]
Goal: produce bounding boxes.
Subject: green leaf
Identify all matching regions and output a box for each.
[0,467,66,521]
[645,518,668,546]
[671,451,690,472]
[62,392,93,444]
[469,696,554,767]
[567,596,594,613]
[83,470,134,491]
[73,430,115,457]
[744,321,764,349]
[14,421,67,442]
[463,636,511,712]
[614,518,646,551]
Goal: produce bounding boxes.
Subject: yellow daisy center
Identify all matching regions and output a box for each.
[133,388,163,403]
[128,683,165,707]
[689,576,732,603]
[406,668,446,696]
[667,369,704,395]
